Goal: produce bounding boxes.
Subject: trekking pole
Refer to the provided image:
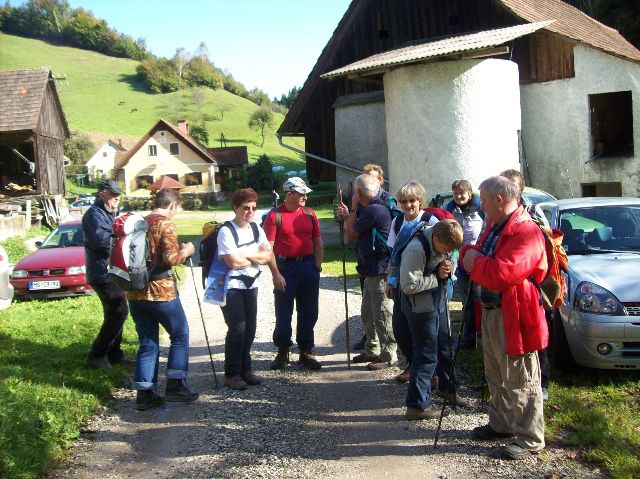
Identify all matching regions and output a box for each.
[187,257,220,389]
[336,183,351,368]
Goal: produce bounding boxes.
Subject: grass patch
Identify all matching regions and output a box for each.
[0,227,52,263]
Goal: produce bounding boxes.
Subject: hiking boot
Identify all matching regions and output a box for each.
[471,424,513,440]
[352,352,378,364]
[502,442,541,460]
[270,348,290,370]
[110,356,136,367]
[224,375,248,390]
[353,334,367,350]
[396,365,411,383]
[435,390,472,408]
[241,371,262,386]
[86,354,112,369]
[299,351,323,370]
[164,379,199,402]
[136,390,164,411]
[405,406,440,421]
[366,358,392,370]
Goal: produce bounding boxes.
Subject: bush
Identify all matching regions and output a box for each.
[136,58,182,94]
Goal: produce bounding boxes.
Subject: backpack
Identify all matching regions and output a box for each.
[108,213,169,290]
[393,211,435,236]
[387,220,434,288]
[529,220,569,310]
[199,220,259,287]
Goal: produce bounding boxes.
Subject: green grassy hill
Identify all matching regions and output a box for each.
[0,33,305,169]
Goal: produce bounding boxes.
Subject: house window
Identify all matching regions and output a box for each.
[102,151,107,157]
[166,174,179,181]
[148,145,157,156]
[169,143,180,155]
[589,91,633,159]
[136,175,154,189]
[185,172,202,186]
[581,182,622,197]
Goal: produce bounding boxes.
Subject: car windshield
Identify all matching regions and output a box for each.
[41,224,84,248]
[559,205,640,254]
[522,191,554,205]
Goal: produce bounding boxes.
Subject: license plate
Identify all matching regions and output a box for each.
[29,280,61,290]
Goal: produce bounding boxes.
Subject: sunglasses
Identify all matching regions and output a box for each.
[242,206,258,211]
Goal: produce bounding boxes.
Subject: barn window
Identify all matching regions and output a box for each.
[169,143,180,155]
[136,175,153,189]
[186,172,202,186]
[589,91,633,159]
[148,145,157,156]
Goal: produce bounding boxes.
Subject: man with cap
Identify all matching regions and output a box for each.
[82,179,130,369]
[263,177,324,370]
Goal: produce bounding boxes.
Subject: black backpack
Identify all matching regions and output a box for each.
[199,220,259,287]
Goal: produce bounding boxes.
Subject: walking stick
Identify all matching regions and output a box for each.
[187,257,220,389]
[336,183,351,368]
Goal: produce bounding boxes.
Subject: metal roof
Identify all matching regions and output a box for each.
[322,21,554,80]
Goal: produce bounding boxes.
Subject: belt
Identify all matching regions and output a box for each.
[482,305,501,311]
[276,254,312,262]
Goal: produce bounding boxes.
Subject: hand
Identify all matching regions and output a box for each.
[385,284,394,300]
[258,243,271,252]
[437,260,451,280]
[272,271,286,291]
[462,249,481,272]
[181,241,195,257]
[335,201,349,219]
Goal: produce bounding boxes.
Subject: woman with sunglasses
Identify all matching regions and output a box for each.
[217,188,272,390]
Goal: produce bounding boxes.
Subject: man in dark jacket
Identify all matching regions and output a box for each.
[82,179,129,369]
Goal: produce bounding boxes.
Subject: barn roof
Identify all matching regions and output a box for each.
[0,67,69,136]
[206,146,248,166]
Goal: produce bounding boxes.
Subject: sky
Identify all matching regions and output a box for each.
[16,0,353,99]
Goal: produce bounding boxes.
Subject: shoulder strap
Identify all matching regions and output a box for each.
[145,213,165,226]
[393,216,403,236]
[250,221,259,243]
[415,232,432,271]
[222,220,239,246]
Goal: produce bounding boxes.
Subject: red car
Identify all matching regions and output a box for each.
[10,221,94,299]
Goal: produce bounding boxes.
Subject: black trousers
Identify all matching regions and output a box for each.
[89,280,129,361]
[221,288,258,376]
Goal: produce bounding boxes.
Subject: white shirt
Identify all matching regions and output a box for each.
[387,214,438,249]
[217,221,269,290]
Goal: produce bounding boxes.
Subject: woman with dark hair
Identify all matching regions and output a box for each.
[217,188,272,390]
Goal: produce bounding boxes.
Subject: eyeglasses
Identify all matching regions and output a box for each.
[242,206,258,211]
[399,198,419,205]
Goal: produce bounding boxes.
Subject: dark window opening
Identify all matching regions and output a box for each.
[169,143,180,155]
[590,91,633,159]
[136,175,153,189]
[581,182,622,197]
[185,172,202,186]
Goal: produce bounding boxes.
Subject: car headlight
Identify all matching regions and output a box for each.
[574,282,625,315]
[11,269,27,279]
[67,266,86,275]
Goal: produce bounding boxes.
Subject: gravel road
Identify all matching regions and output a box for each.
[48,244,605,478]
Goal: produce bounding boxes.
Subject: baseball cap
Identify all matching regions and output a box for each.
[283,177,312,195]
[99,179,123,195]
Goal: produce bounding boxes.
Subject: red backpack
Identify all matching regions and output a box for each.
[532,224,569,310]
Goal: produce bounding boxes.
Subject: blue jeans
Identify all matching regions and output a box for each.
[392,287,412,364]
[402,286,456,409]
[220,288,258,376]
[129,298,190,390]
[273,257,320,351]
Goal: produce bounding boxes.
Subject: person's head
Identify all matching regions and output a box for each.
[282,176,312,209]
[451,179,473,207]
[479,176,519,224]
[354,173,380,205]
[98,179,123,213]
[397,181,426,220]
[500,168,525,196]
[431,219,463,254]
[154,188,182,219]
[364,164,384,186]
[231,188,259,224]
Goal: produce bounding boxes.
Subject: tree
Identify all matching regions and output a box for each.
[245,154,275,191]
[248,107,274,147]
[189,122,209,146]
[195,41,209,61]
[218,104,231,123]
[183,57,222,89]
[173,47,190,79]
[136,58,182,93]
[64,132,94,174]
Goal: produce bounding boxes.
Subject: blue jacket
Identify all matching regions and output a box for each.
[82,198,117,284]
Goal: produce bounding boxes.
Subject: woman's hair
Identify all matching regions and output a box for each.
[451,179,473,194]
[363,163,384,178]
[231,188,259,209]
[397,181,426,206]
[154,188,181,209]
[432,219,464,250]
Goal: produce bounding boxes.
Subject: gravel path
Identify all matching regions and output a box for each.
[49,258,605,478]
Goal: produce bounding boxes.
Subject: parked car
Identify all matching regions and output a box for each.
[70,198,94,209]
[10,221,93,299]
[537,197,640,370]
[428,186,555,208]
[0,245,14,309]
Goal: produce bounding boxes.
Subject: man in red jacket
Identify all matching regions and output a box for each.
[460,175,547,460]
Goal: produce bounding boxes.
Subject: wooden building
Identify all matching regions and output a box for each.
[206,146,248,191]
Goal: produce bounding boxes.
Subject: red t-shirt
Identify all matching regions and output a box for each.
[263,206,321,257]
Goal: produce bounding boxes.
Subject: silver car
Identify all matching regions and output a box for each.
[538,197,640,370]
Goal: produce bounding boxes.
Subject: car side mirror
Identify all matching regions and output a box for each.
[35,241,42,248]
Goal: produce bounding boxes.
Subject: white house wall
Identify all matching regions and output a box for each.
[384,59,522,197]
[86,143,117,179]
[521,43,640,199]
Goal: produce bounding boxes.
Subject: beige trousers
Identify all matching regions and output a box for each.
[361,275,397,363]
[481,307,545,451]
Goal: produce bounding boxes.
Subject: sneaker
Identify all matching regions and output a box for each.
[353,335,367,350]
[502,442,541,460]
[542,387,549,401]
[367,358,392,370]
[136,390,164,411]
[241,371,262,386]
[396,365,411,383]
[435,390,472,408]
[299,351,323,370]
[270,348,290,370]
[352,352,378,364]
[86,354,112,369]
[471,424,513,440]
[405,406,440,420]
[224,375,248,390]
[165,379,199,402]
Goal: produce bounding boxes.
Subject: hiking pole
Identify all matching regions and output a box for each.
[336,182,351,368]
[187,257,220,389]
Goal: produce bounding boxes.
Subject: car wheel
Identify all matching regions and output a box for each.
[550,310,576,371]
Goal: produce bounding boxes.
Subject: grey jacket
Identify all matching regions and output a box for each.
[399,228,456,313]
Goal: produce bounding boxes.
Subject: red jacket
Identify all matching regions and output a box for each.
[460,206,548,355]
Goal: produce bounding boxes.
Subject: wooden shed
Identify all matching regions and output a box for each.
[0,68,70,196]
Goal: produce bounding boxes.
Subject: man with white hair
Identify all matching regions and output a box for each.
[460,175,548,460]
[336,174,397,370]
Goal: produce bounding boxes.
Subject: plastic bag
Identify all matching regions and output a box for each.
[203,259,230,306]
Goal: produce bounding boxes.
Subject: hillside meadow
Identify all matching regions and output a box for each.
[0,32,305,170]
